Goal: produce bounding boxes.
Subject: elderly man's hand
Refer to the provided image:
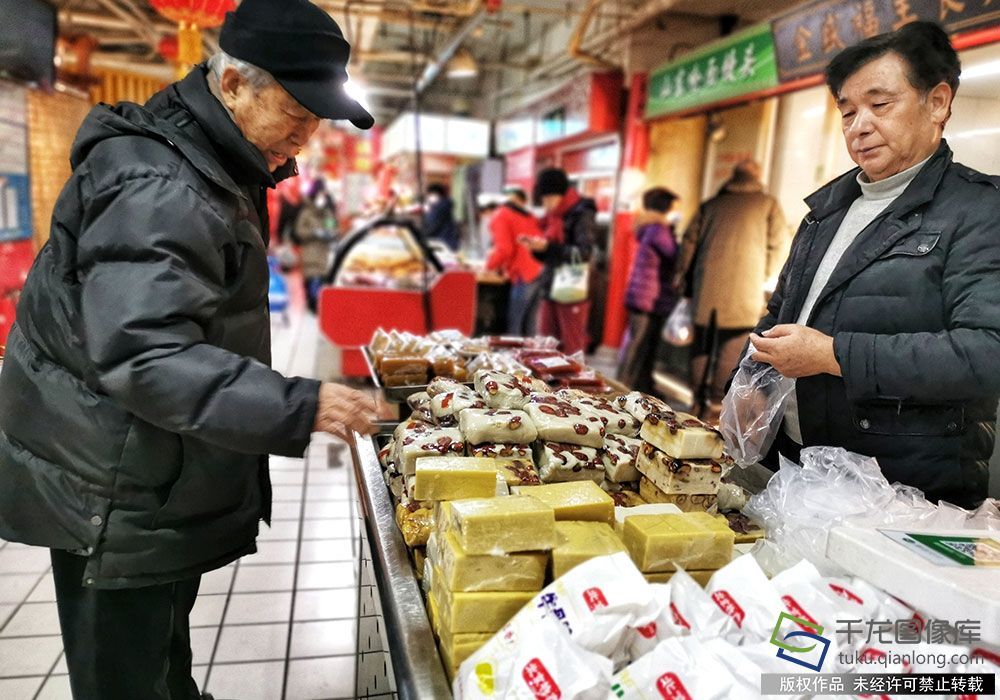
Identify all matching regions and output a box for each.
[313,383,379,441]
[749,325,842,379]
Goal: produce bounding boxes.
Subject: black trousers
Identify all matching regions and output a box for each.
[619,311,665,395]
[51,549,203,700]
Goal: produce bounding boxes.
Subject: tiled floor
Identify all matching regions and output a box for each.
[0,310,396,699]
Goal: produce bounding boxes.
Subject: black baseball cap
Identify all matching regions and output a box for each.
[219,0,374,129]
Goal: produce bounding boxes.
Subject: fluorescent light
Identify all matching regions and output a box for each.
[344,78,371,111]
[447,49,478,79]
[961,59,1000,80]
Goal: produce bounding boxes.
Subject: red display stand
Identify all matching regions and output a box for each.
[317,270,478,377]
[0,240,36,349]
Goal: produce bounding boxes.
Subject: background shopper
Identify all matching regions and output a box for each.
[0,2,378,698]
[524,167,597,355]
[294,178,339,313]
[485,187,545,335]
[619,187,681,394]
[675,159,788,415]
[423,182,460,251]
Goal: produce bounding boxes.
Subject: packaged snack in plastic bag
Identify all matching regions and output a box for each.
[719,348,794,468]
[700,638,765,700]
[611,636,736,699]
[668,568,739,641]
[453,613,612,700]
[662,298,693,346]
[705,553,785,644]
[627,583,676,661]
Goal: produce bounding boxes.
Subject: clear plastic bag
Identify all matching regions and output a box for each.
[662,298,693,346]
[719,347,794,468]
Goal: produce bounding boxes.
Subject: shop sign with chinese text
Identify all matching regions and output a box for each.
[645,24,778,119]
[773,0,1000,82]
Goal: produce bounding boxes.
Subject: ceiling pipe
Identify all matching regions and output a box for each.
[59,50,175,81]
[568,0,617,69]
[94,0,158,43]
[59,9,173,35]
[415,10,488,95]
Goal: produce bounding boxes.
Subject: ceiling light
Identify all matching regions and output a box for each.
[447,49,478,79]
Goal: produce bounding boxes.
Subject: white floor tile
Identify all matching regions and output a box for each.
[35,674,71,700]
[306,469,351,484]
[299,539,354,563]
[213,622,289,663]
[296,562,358,590]
[53,651,66,674]
[0,574,44,604]
[0,604,14,629]
[272,484,304,502]
[26,574,56,603]
[269,470,305,485]
[0,548,51,575]
[290,619,356,658]
[0,635,63,676]
[305,484,354,501]
[301,518,354,540]
[190,626,218,666]
[198,565,235,595]
[286,656,356,699]
[270,501,303,519]
[293,588,358,621]
[269,456,305,471]
[233,564,295,593]
[205,660,285,700]
[189,594,227,628]
[0,677,45,700]
[258,519,301,541]
[192,664,208,689]
[303,500,352,519]
[223,591,292,625]
[0,602,61,637]
[242,540,298,566]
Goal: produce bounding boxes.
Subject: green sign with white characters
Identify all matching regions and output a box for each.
[645,24,779,119]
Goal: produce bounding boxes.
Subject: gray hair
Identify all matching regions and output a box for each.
[207,51,275,91]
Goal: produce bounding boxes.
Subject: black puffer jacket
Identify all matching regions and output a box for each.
[757,141,1000,507]
[0,67,320,588]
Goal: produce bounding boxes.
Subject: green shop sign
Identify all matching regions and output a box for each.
[646,24,779,119]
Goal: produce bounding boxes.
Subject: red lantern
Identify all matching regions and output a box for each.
[157,34,179,62]
[150,0,234,74]
[486,0,502,12]
[149,0,234,28]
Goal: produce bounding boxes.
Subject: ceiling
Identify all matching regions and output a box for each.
[54,0,805,120]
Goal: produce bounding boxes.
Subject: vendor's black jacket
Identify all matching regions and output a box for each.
[0,66,320,588]
[757,141,1000,508]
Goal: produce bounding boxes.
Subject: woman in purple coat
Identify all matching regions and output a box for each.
[619,187,680,393]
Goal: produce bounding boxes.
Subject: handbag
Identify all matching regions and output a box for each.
[548,249,590,304]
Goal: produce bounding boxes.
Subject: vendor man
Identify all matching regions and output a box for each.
[746,21,1000,508]
[0,0,378,698]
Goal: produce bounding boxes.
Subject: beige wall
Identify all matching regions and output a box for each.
[646,114,707,226]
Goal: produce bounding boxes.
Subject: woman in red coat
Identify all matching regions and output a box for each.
[485,188,545,335]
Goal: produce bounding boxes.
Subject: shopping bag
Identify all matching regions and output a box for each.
[662,298,693,346]
[719,346,794,468]
[548,249,589,304]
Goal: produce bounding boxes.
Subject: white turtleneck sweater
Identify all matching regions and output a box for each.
[783,155,933,444]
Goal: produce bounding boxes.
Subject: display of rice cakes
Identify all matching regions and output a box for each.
[428,530,547,592]
[535,442,604,484]
[459,408,538,445]
[636,442,723,495]
[609,490,647,508]
[473,369,532,409]
[514,480,615,524]
[468,443,533,461]
[573,395,641,437]
[431,573,534,633]
[438,627,492,669]
[413,456,501,501]
[446,495,556,554]
[551,521,628,578]
[639,410,724,460]
[639,478,719,512]
[395,503,434,548]
[622,512,734,572]
[524,395,605,448]
[603,434,643,483]
[397,427,466,475]
[430,389,486,427]
[494,458,541,486]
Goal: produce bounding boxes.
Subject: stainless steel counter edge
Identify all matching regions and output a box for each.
[350,431,453,699]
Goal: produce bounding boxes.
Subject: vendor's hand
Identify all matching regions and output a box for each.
[313,383,379,440]
[749,324,842,378]
[519,236,548,252]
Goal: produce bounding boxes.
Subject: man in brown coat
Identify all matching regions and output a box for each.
[675,160,789,415]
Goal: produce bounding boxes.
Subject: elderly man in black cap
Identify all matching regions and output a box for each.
[0,1,375,698]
